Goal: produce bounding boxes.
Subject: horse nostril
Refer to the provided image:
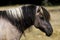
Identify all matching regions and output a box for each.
[46,33,51,36]
[46,31,53,37]
[45,27,53,37]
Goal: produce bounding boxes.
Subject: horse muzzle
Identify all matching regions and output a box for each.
[44,25,53,36]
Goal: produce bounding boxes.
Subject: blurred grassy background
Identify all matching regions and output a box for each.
[0,5,60,40]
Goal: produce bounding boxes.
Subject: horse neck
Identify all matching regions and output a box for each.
[0,5,36,33]
[20,13,35,32]
[20,6,36,31]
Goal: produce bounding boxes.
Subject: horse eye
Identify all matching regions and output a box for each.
[37,9,40,12]
[40,16,44,20]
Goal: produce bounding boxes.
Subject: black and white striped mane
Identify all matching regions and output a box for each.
[0,4,37,33]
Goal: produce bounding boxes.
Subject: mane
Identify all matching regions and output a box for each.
[41,6,50,21]
[0,4,36,33]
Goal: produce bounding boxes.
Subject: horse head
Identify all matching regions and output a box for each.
[34,6,53,36]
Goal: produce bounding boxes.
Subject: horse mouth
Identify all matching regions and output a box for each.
[37,27,53,37]
[45,27,53,37]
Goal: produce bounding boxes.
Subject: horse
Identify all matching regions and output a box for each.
[0,4,53,40]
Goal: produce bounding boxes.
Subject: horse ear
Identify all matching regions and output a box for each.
[39,7,43,14]
[36,6,43,16]
[36,6,40,15]
[41,6,50,21]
